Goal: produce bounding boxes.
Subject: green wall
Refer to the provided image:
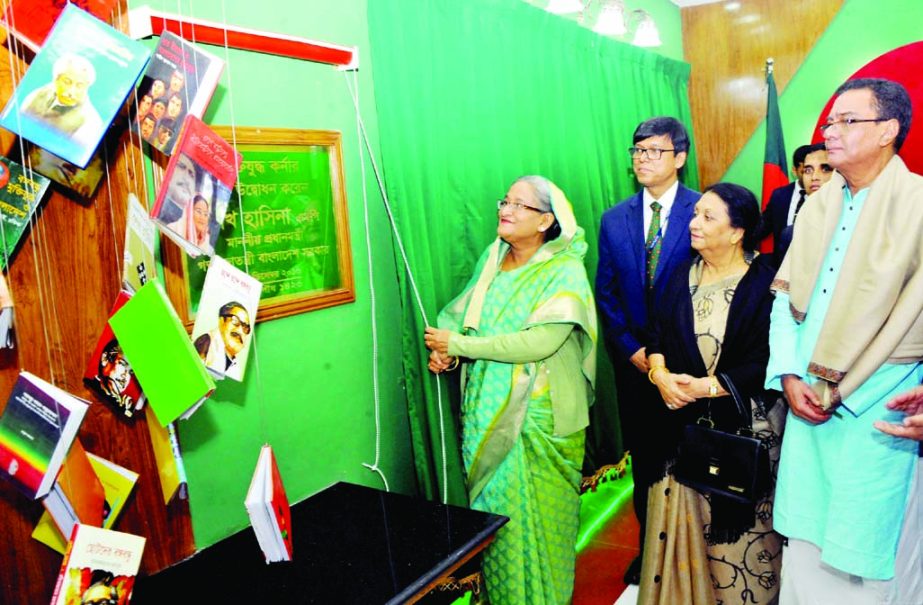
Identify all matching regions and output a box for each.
[723,0,923,191]
[136,0,416,548]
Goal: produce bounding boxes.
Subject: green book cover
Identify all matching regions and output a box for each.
[109,281,215,426]
[0,155,51,270]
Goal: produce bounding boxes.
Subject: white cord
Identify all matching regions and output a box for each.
[343,72,448,504]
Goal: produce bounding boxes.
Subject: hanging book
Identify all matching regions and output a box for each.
[109,280,215,426]
[49,524,145,605]
[0,371,89,499]
[0,4,150,168]
[122,193,157,293]
[0,155,51,270]
[27,141,105,199]
[191,256,262,382]
[41,438,105,542]
[245,444,293,563]
[33,450,139,554]
[0,270,14,349]
[151,116,242,257]
[132,31,224,155]
[1,0,120,53]
[83,290,146,417]
[145,409,188,505]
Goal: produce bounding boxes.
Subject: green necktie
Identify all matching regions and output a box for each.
[645,201,662,288]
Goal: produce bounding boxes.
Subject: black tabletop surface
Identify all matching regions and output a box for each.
[133,481,508,604]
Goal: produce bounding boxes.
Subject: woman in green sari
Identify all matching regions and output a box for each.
[424,176,597,604]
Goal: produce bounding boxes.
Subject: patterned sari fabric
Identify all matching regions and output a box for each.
[438,183,596,604]
[639,263,785,605]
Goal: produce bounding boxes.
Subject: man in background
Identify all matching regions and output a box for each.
[596,116,699,584]
[773,143,834,264]
[767,78,923,604]
[759,143,812,251]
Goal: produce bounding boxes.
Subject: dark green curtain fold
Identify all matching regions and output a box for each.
[368,0,698,504]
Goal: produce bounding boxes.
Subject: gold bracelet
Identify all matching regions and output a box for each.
[708,376,719,398]
[648,366,667,384]
[447,356,460,371]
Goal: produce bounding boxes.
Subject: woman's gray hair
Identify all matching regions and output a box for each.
[514,175,553,212]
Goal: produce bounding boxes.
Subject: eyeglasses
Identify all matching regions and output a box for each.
[818,118,888,134]
[497,199,544,213]
[628,146,675,160]
[221,313,251,334]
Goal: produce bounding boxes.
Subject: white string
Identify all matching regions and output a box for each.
[347,69,389,492]
[343,72,449,504]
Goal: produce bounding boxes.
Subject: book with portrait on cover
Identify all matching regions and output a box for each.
[0,371,89,499]
[0,4,150,167]
[132,31,224,155]
[49,524,145,605]
[151,116,242,258]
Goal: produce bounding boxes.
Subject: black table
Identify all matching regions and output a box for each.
[134,481,508,604]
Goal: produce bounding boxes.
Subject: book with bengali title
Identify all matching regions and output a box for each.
[33,450,139,554]
[245,444,292,563]
[191,256,262,382]
[49,524,145,605]
[122,193,157,293]
[151,116,242,258]
[83,290,145,418]
[132,31,224,155]
[0,4,150,168]
[1,0,120,53]
[40,438,104,543]
[0,155,51,270]
[0,371,89,500]
[108,280,215,426]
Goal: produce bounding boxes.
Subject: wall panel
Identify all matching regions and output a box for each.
[682,0,843,188]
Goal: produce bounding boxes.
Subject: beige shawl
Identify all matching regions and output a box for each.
[772,155,923,408]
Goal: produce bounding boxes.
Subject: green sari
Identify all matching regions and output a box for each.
[438,182,596,604]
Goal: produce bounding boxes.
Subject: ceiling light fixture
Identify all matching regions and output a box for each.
[592,0,627,36]
[631,10,661,47]
[545,0,586,14]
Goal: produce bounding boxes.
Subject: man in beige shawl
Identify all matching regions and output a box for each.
[766,78,923,604]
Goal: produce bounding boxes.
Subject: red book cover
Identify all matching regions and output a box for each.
[83,291,145,417]
[43,438,105,538]
[269,448,293,560]
[2,0,119,52]
[151,116,242,257]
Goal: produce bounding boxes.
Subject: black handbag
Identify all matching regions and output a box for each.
[674,374,770,504]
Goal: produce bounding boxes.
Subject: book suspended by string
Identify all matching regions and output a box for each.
[0,271,14,349]
[50,524,145,605]
[145,409,188,505]
[1,0,120,53]
[192,256,262,382]
[245,444,293,563]
[109,280,216,426]
[122,193,157,294]
[0,155,51,271]
[0,371,89,499]
[33,449,139,554]
[151,116,242,258]
[132,31,224,155]
[83,290,146,418]
[40,438,105,543]
[0,4,150,168]
[26,141,105,199]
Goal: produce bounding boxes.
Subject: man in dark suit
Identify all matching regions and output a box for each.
[763,143,833,264]
[596,116,699,584]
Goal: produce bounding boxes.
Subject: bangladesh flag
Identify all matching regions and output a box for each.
[761,65,788,253]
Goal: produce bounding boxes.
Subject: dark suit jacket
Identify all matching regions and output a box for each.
[759,182,799,250]
[596,183,699,361]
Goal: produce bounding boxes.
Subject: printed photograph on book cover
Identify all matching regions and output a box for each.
[131,31,223,155]
[84,291,145,417]
[0,4,150,167]
[27,140,106,199]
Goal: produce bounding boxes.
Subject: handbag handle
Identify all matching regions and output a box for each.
[717,372,752,429]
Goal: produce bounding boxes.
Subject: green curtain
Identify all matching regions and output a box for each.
[368,0,698,504]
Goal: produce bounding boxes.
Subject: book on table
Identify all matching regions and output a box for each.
[132,30,224,155]
[150,115,242,258]
[0,4,150,168]
[0,371,89,499]
[245,444,293,563]
[108,280,215,426]
[49,524,145,605]
[191,256,263,382]
[33,449,139,554]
